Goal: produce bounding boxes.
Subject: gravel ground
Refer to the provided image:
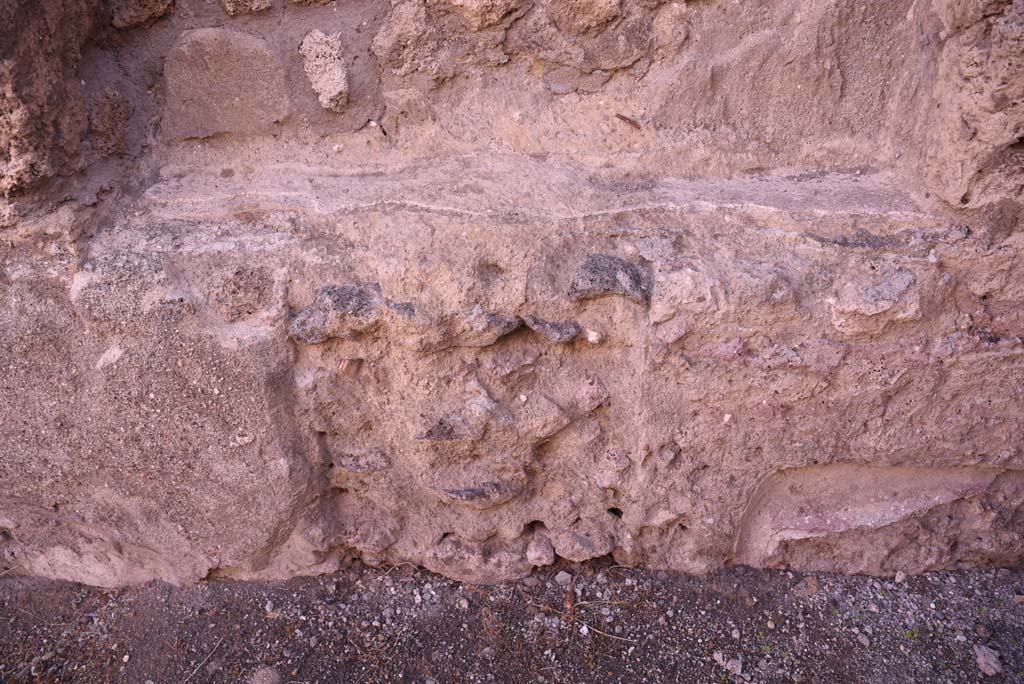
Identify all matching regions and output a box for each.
[1,561,1022,683]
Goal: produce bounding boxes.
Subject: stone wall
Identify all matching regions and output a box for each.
[0,0,1021,586]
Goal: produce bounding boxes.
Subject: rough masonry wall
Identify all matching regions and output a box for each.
[0,0,99,200]
[0,0,1022,586]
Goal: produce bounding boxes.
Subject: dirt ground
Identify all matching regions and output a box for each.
[2,561,1022,683]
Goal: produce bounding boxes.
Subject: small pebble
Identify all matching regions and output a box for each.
[974,644,1002,676]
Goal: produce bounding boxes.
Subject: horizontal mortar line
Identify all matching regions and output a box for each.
[948,348,1024,363]
[144,191,939,226]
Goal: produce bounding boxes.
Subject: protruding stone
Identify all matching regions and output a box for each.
[526,534,556,566]
[596,449,631,488]
[463,306,521,345]
[517,394,571,440]
[222,0,271,15]
[110,0,173,28]
[299,30,350,113]
[656,443,679,466]
[289,283,387,344]
[651,1,688,50]
[522,315,581,343]
[371,0,434,78]
[161,28,288,141]
[649,267,718,323]
[830,268,920,334]
[551,518,614,561]
[547,0,620,35]
[568,254,652,305]
[734,465,1006,571]
[446,0,522,29]
[441,479,523,508]
[574,375,609,414]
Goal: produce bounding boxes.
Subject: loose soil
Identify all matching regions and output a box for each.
[2,561,1022,683]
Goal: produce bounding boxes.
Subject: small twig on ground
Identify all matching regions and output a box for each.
[525,597,637,644]
[381,563,416,579]
[346,636,366,655]
[183,636,224,683]
[354,627,407,683]
[15,606,42,621]
[573,619,637,643]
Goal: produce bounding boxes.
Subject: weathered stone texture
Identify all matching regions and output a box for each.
[223,0,272,15]
[299,30,349,112]
[0,0,98,197]
[444,0,523,29]
[160,29,289,140]
[89,88,133,156]
[0,0,1021,587]
[110,0,173,28]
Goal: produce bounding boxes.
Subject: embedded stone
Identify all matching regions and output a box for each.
[568,254,653,305]
[110,0,173,28]
[299,30,350,113]
[526,535,556,566]
[447,0,522,29]
[547,0,620,34]
[161,28,288,140]
[522,315,582,343]
[289,283,386,344]
[222,0,271,15]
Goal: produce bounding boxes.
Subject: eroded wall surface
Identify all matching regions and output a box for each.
[0,0,1021,585]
